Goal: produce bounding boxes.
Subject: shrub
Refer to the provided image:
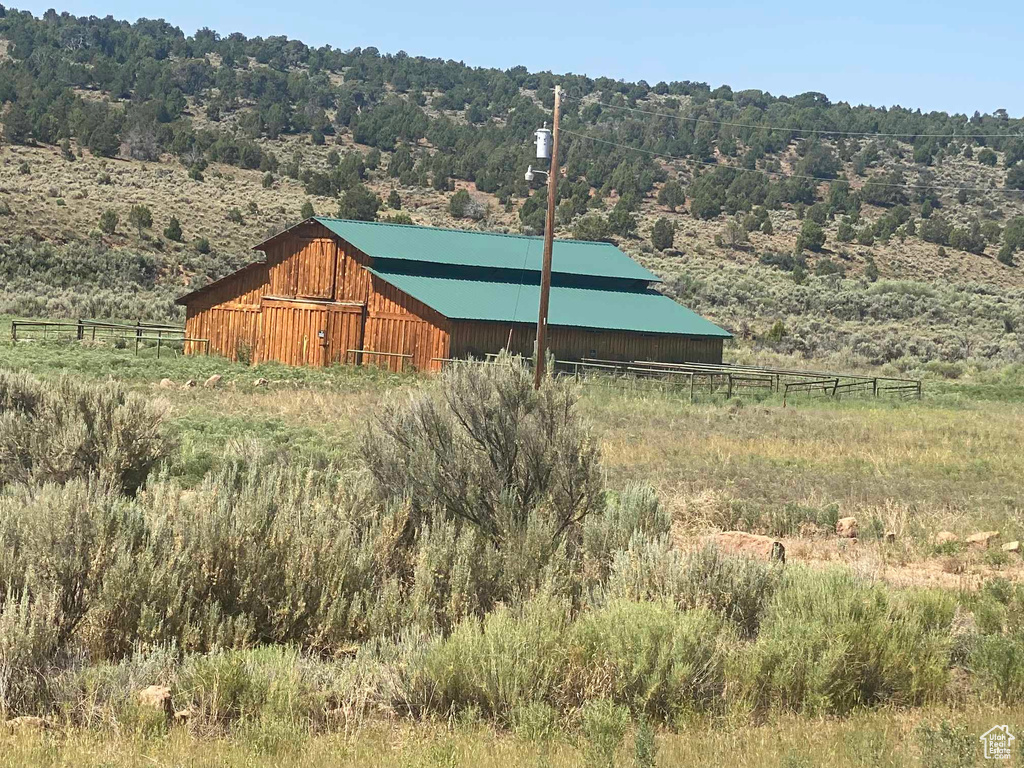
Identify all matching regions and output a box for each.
[730,569,954,715]
[449,189,471,218]
[795,220,825,252]
[766,319,787,341]
[814,257,845,277]
[128,204,152,237]
[719,219,748,249]
[0,372,169,495]
[98,209,118,234]
[674,545,782,637]
[656,180,685,211]
[395,595,570,721]
[163,216,183,242]
[0,588,64,716]
[300,200,315,219]
[580,699,631,768]
[363,355,603,546]
[568,602,732,719]
[651,217,674,250]
[336,184,381,221]
[226,207,244,224]
[194,236,211,254]
[387,189,401,209]
[573,214,612,242]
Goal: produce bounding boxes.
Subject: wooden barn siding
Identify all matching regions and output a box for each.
[182,224,374,363]
[182,259,272,359]
[185,304,261,360]
[449,321,724,365]
[365,275,450,372]
[253,299,364,366]
[334,240,373,303]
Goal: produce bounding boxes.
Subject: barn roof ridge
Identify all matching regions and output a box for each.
[312,217,660,282]
[312,216,627,248]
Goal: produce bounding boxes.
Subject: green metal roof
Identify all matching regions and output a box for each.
[367,268,732,338]
[313,217,660,282]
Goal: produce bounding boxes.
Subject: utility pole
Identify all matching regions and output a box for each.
[534,84,561,389]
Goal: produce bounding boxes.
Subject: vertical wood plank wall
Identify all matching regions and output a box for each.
[365,275,450,372]
[184,222,374,363]
[449,321,724,365]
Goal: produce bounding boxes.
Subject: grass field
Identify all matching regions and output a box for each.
[5,316,1023,552]
[3,706,1021,767]
[3,319,1024,765]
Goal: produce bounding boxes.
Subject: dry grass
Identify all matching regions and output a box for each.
[0,706,1019,767]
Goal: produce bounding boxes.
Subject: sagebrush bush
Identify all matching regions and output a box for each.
[565,601,732,720]
[363,355,603,546]
[729,568,954,715]
[0,371,169,495]
[601,541,781,638]
[394,594,570,721]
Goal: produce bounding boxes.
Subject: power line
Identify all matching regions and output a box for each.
[561,128,1024,194]
[561,93,1023,140]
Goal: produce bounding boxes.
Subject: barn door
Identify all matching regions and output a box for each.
[258,299,329,367]
[324,304,365,366]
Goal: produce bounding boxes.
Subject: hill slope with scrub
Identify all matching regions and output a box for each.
[1,8,1023,372]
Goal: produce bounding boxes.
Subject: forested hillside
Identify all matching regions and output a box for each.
[1,7,1023,371]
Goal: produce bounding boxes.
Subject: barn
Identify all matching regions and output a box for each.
[176,217,731,372]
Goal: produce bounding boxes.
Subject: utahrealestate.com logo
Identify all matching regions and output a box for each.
[980,725,1015,760]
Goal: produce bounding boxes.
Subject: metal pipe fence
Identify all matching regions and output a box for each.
[10,318,210,358]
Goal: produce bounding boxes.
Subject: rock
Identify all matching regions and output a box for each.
[4,716,50,731]
[203,374,222,389]
[836,517,858,538]
[159,378,175,389]
[709,531,785,564]
[181,379,197,389]
[935,531,958,545]
[138,685,173,718]
[883,531,896,544]
[1002,541,1020,553]
[254,377,269,388]
[966,531,1000,549]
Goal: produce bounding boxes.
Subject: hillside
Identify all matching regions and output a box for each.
[1,8,1023,373]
